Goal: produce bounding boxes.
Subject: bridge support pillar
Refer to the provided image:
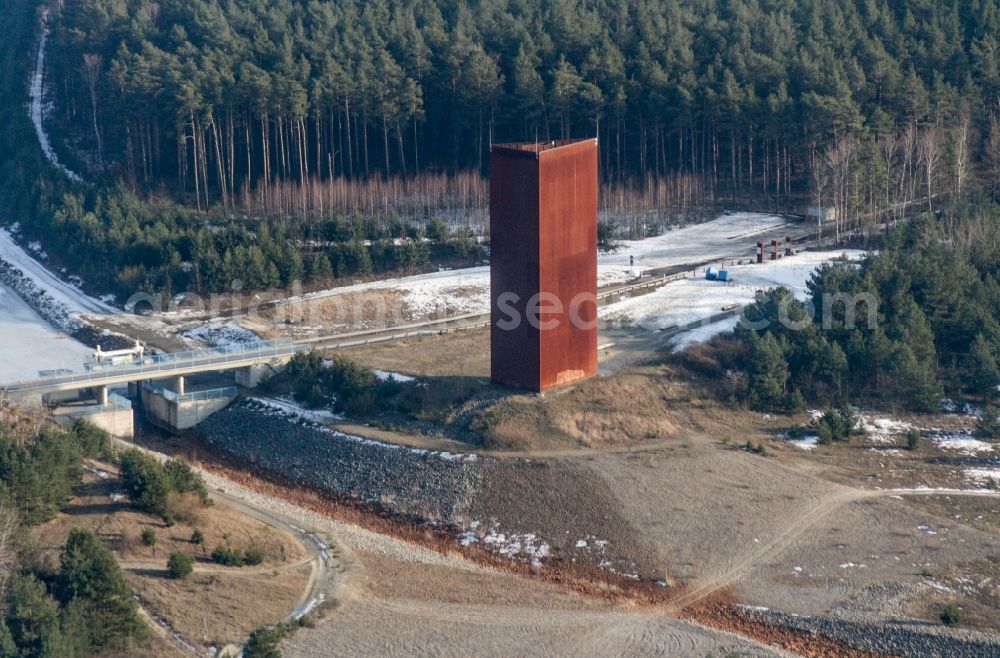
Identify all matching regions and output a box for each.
[236,361,288,389]
[97,386,109,406]
[175,376,186,396]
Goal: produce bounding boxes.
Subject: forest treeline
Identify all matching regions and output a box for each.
[687,206,1000,413]
[6,0,1000,300]
[49,0,1000,212]
[0,419,148,656]
[2,0,489,303]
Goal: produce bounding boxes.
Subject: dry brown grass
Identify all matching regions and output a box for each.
[358,551,610,611]
[476,364,772,452]
[165,491,207,525]
[34,465,306,566]
[128,564,312,647]
[138,632,193,658]
[263,288,411,333]
[906,556,1000,632]
[31,464,312,651]
[343,328,491,378]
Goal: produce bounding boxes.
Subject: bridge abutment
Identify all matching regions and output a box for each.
[235,361,287,388]
[141,382,238,432]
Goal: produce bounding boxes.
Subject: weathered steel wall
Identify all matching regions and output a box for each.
[489,145,540,390]
[490,139,598,392]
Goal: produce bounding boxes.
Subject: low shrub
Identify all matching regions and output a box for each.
[166,491,206,524]
[212,544,267,567]
[211,545,245,567]
[243,626,284,658]
[244,546,266,566]
[940,603,963,627]
[977,406,1000,439]
[167,553,194,580]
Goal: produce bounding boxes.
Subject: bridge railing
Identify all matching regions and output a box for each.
[6,338,302,393]
[143,382,239,403]
[64,393,133,418]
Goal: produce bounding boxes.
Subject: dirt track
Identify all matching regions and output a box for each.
[284,597,786,658]
[182,394,1000,656]
[584,442,999,618]
[188,463,788,658]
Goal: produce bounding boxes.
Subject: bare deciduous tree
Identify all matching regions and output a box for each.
[918,121,943,214]
[83,53,105,166]
[952,111,973,198]
[985,115,1000,199]
[821,136,859,242]
[899,122,919,213]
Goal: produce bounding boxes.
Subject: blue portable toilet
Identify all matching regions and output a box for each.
[705,266,718,281]
[718,270,730,282]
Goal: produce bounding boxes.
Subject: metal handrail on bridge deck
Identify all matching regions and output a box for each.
[142,382,239,403]
[4,338,302,394]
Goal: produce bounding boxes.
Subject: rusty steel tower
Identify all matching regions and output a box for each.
[489,139,599,392]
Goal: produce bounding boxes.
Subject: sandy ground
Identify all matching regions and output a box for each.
[232,378,1000,651]
[186,464,786,658]
[284,596,781,657]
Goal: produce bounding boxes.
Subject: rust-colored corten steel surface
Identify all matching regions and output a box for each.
[490,138,598,392]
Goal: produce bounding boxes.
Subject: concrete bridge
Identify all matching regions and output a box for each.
[0,262,762,435]
[4,339,302,400]
[2,339,305,436]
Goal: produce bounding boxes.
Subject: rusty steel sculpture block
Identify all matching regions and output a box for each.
[490,139,598,392]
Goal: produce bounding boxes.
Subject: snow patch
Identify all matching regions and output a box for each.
[600,250,866,350]
[460,521,552,567]
[964,467,1000,487]
[0,227,116,323]
[928,431,994,456]
[787,435,820,450]
[374,370,416,384]
[249,397,341,424]
[183,322,263,348]
[859,416,914,444]
[281,213,815,323]
[940,399,982,417]
[669,316,741,352]
[0,283,93,382]
[30,11,81,181]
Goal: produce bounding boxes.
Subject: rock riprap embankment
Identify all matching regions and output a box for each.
[194,399,482,522]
